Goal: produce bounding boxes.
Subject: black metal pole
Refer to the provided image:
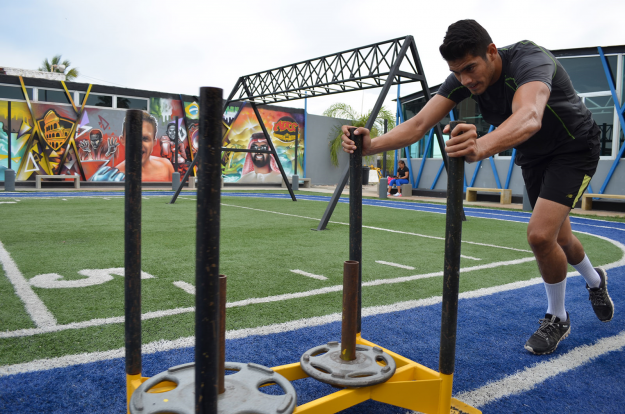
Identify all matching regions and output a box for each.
[7,101,11,169]
[316,38,411,231]
[348,127,363,333]
[294,131,298,176]
[174,116,179,173]
[124,109,143,378]
[382,119,387,176]
[195,86,223,414]
[218,274,226,395]
[439,121,464,376]
[341,260,359,361]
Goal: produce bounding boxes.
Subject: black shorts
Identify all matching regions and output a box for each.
[521,150,599,210]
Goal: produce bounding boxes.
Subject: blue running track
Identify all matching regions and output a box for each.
[1,192,624,413]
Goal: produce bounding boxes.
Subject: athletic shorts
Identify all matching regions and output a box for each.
[521,149,599,210]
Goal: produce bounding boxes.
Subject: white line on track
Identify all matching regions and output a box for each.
[1,234,624,378]
[290,269,328,280]
[455,330,625,408]
[0,257,534,339]
[0,241,56,328]
[221,203,532,253]
[0,273,604,378]
[173,281,196,295]
[376,261,415,270]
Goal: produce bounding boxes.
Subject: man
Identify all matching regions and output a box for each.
[116,112,174,182]
[341,20,613,355]
[79,129,119,161]
[160,121,187,165]
[237,132,282,184]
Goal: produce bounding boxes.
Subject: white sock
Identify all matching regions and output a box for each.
[544,278,567,321]
[572,254,601,288]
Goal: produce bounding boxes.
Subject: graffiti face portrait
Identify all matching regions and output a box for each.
[141,121,156,166]
[250,139,270,168]
[166,123,176,142]
[90,130,103,150]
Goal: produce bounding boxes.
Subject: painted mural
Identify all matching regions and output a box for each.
[0,84,304,183]
[221,103,304,184]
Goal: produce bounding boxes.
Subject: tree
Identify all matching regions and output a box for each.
[323,103,396,167]
[39,55,79,81]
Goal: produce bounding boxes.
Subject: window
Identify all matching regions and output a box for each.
[38,88,72,105]
[79,93,113,107]
[0,84,33,100]
[559,54,621,157]
[116,96,148,110]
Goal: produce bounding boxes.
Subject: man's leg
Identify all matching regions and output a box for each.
[524,197,572,355]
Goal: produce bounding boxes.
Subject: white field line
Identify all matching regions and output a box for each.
[0,257,534,339]
[221,203,532,253]
[3,229,623,340]
[0,202,17,204]
[376,261,415,270]
[0,240,56,328]
[455,330,625,408]
[2,234,625,377]
[290,269,328,281]
[0,273,597,378]
[461,254,481,261]
[173,281,196,295]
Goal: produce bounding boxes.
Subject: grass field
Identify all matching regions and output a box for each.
[1,190,625,413]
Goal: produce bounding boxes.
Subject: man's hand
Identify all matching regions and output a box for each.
[105,136,120,157]
[340,126,372,155]
[79,140,91,153]
[444,123,482,163]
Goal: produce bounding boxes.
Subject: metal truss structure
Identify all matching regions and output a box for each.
[224,36,426,105]
[171,35,460,223]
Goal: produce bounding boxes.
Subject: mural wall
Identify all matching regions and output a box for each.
[0,86,304,184]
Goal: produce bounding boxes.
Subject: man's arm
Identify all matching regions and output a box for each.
[445,81,550,162]
[341,94,456,156]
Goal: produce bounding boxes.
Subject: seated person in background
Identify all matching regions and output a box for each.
[388,160,410,197]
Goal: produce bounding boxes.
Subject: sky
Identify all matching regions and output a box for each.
[1,0,623,117]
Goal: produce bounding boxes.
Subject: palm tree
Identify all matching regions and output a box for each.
[323,103,396,167]
[39,55,79,81]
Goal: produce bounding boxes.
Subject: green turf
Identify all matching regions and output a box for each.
[0,194,622,366]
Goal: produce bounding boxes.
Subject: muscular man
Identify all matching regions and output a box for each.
[341,20,613,355]
[237,133,282,184]
[160,122,187,165]
[116,112,174,182]
[79,129,119,160]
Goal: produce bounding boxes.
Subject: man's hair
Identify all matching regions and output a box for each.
[439,19,493,62]
[122,111,158,140]
[398,160,405,166]
[90,129,102,139]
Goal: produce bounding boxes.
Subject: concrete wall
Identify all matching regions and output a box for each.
[402,157,625,196]
[305,113,351,185]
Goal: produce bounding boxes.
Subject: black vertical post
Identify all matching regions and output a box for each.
[7,101,11,169]
[382,119,387,176]
[124,109,143,379]
[174,116,179,173]
[348,127,363,333]
[439,121,464,376]
[294,132,298,176]
[195,87,223,414]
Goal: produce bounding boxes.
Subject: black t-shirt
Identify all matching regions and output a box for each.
[437,40,600,167]
[396,167,409,179]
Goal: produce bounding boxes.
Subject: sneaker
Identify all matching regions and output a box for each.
[524,313,570,355]
[394,193,402,197]
[587,268,614,322]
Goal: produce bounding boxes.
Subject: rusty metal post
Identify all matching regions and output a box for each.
[195,87,223,414]
[439,120,465,376]
[348,127,363,333]
[341,260,359,361]
[124,109,144,378]
[219,274,227,394]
